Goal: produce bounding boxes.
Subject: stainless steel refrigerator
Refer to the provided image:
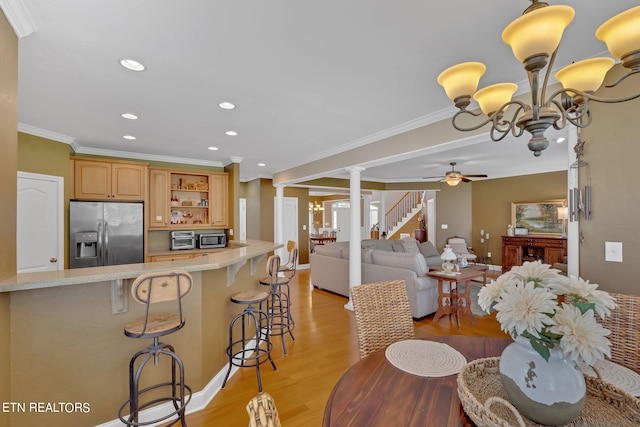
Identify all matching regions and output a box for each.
[69,201,144,268]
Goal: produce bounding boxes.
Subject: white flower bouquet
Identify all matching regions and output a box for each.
[478,261,617,365]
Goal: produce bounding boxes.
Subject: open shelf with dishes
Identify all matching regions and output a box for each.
[149,168,228,229]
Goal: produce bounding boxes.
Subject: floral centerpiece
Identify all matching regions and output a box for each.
[478,260,616,364]
[478,261,618,425]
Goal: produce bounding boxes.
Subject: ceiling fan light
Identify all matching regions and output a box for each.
[445,175,462,186]
[555,57,615,93]
[437,62,486,101]
[473,82,518,115]
[502,5,575,63]
[596,5,640,61]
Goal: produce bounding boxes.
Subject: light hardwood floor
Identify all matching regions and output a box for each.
[185,269,507,426]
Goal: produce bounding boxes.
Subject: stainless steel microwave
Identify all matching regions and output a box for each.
[170,231,195,250]
[197,233,226,249]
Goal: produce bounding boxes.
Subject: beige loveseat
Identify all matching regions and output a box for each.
[310,238,442,318]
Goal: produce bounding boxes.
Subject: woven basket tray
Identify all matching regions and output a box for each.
[457,357,640,427]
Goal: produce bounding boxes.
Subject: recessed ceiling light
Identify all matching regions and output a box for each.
[121,113,138,120]
[208,146,219,151]
[226,130,238,136]
[258,163,266,167]
[123,135,136,140]
[556,137,567,143]
[218,102,235,110]
[120,59,145,72]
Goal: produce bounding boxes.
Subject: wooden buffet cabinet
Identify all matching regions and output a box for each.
[502,235,567,272]
[72,157,147,200]
[148,167,228,229]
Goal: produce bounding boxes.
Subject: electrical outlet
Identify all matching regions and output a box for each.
[229,229,234,236]
[487,251,492,257]
[303,225,306,230]
[441,224,448,229]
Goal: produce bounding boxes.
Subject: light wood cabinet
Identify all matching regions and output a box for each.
[73,158,146,200]
[148,169,170,227]
[501,236,567,272]
[148,167,228,229]
[210,173,228,226]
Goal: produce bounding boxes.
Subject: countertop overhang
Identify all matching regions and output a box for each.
[0,240,282,293]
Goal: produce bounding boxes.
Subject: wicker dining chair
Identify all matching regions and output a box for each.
[351,280,415,359]
[598,292,640,374]
[247,392,282,427]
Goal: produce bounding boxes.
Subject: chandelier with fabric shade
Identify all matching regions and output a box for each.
[437,1,640,156]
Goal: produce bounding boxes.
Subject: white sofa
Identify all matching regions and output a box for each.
[310,239,442,318]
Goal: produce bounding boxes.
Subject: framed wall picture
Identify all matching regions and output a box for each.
[511,200,566,236]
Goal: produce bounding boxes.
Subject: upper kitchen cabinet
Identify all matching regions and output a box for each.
[73,158,147,201]
[148,167,228,229]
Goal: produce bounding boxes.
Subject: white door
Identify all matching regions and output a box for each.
[17,172,64,273]
[239,198,247,241]
[274,197,298,259]
[335,206,351,242]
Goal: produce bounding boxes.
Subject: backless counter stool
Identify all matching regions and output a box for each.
[222,289,276,392]
[259,255,295,355]
[118,270,193,427]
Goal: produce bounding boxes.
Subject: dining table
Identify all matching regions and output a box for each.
[323,335,511,427]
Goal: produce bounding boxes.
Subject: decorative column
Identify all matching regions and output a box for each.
[345,166,365,311]
[275,185,285,260]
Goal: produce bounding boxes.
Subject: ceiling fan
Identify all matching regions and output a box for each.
[423,162,488,186]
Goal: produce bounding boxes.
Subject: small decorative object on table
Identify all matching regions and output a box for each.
[440,245,457,273]
[478,261,617,425]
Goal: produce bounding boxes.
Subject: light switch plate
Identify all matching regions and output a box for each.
[605,241,623,262]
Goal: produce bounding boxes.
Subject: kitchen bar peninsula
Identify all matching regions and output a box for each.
[0,240,281,427]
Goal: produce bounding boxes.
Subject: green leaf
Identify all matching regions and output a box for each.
[573,301,595,315]
[530,338,551,362]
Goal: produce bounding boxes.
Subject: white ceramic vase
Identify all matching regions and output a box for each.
[499,336,586,425]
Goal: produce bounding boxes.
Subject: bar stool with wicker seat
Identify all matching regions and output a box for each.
[259,255,295,354]
[118,270,193,427]
[221,289,277,392]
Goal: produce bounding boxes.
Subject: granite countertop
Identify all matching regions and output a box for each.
[0,240,281,293]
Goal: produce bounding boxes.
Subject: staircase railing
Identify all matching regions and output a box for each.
[384,191,422,236]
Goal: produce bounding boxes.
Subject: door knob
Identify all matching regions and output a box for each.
[50,258,57,263]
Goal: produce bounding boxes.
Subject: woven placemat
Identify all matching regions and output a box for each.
[457,357,640,427]
[385,339,467,377]
[579,359,640,397]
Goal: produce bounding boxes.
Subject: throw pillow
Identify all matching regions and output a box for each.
[391,241,404,252]
[418,241,440,258]
[400,237,420,253]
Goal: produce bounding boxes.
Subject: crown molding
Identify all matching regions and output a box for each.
[0,0,36,38]
[18,123,75,144]
[73,146,224,168]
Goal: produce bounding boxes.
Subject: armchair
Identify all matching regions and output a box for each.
[446,236,477,263]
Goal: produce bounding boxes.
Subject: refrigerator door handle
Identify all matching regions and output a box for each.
[104,222,109,265]
[97,220,104,265]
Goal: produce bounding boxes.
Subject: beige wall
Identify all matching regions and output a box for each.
[471,171,567,266]
[435,183,473,251]
[0,10,17,427]
[580,65,640,294]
